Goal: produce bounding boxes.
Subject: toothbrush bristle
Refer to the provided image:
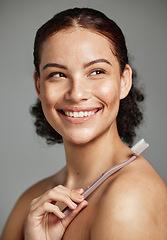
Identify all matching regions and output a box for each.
[131,139,149,156]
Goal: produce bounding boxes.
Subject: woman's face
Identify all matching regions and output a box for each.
[35,28,132,145]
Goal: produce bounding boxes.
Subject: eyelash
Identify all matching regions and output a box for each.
[47,69,106,79]
[90,69,106,76]
[48,72,66,79]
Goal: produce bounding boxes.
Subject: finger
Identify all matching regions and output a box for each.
[30,202,65,219]
[62,200,88,228]
[33,186,83,206]
[52,186,84,203]
[30,186,84,212]
[31,185,69,206]
[69,189,85,203]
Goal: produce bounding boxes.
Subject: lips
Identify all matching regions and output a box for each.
[58,108,101,118]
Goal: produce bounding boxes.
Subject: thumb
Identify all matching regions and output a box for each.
[61,200,88,228]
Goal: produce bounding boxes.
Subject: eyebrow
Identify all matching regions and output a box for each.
[83,58,112,68]
[42,58,112,71]
[42,63,67,71]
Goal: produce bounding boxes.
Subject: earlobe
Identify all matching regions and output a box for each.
[120,64,132,100]
[34,71,41,100]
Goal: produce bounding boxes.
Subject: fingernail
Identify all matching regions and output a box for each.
[76,188,84,193]
[77,195,84,200]
[71,202,77,208]
[60,212,65,219]
[81,200,88,207]
[84,200,88,205]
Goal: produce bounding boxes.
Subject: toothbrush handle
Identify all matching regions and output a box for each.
[61,155,137,219]
[61,141,149,219]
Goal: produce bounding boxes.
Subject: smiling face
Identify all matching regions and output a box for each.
[35,28,132,145]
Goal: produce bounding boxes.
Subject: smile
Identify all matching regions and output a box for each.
[65,110,95,118]
[58,108,100,118]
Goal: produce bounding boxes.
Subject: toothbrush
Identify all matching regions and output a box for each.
[61,139,149,219]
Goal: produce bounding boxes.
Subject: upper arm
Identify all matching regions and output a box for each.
[91,198,158,240]
[91,173,167,240]
[1,175,60,240]
[1,180,49,240]
[1,172,63,240]
[1,193,31,240]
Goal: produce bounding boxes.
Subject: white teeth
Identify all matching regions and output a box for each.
[83,111,88,117]
[78,111,84,117]
[74,112,78,118]
[64,110,96,118]
[66,112,70,117]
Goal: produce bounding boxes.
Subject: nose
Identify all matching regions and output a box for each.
[64,77,90,103]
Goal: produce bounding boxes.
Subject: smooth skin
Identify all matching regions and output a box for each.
[1,28,167,240]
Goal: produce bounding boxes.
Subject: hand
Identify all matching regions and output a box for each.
[24,185,88,240]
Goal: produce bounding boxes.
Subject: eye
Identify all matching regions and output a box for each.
[48,72,66,78]
[90,69,105,76]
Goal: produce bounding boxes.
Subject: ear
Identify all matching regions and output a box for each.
[120,64,132,100]
[34,71,41,100]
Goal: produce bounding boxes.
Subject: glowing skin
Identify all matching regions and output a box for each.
[35,28,132,145]
[2,23,167,240]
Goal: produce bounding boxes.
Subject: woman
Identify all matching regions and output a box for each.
[1,7,167,240]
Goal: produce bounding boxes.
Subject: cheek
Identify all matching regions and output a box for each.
[40,86,61,126]
[40,83,60,107]
[96,81,120,106]
[39,85,61,124]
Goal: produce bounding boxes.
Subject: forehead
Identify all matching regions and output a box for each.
[43,27,115,50]
[40,27,118,67]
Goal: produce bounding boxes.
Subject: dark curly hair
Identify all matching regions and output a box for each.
[30,7,144,146]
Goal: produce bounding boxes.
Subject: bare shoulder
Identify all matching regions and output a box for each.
[91,157,167,240]
[1,167,66,240]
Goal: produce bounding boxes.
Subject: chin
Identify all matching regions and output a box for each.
[63,129,96,146]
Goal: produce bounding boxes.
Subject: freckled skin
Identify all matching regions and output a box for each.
[36,28,126,145]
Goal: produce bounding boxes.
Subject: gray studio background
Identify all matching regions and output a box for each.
[0,0,166,234]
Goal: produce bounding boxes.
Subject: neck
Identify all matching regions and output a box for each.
[63,124,130,190]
